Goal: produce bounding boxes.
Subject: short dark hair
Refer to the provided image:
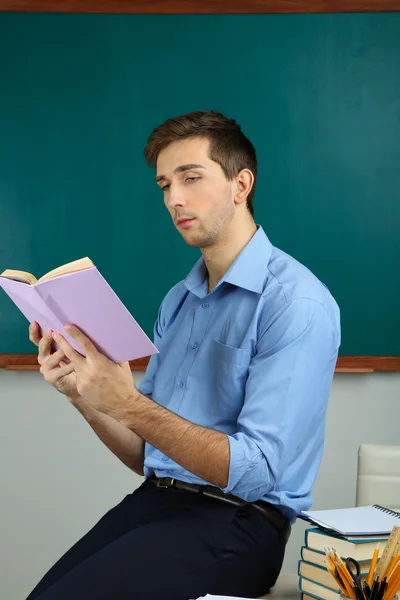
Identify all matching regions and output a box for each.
[144,110,257,216]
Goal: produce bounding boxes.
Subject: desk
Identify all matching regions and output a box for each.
[260,573,299,600]
[192,573,299,599]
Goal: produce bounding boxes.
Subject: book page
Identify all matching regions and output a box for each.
[0,269,36,285]
[38,257,94,283]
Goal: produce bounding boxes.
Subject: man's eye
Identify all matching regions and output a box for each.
[161,177,198,192]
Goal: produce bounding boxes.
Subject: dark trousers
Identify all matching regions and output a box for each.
[26,479,288,600]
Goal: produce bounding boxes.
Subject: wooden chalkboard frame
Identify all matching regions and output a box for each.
[0,1,399,371]
[0,354,399,372]
[1,1,400,14]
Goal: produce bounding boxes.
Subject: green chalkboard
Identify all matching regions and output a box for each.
[0,12,399,356]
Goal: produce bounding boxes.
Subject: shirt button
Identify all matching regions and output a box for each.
[162,456,169,462]
[191,342,198,349]
[202,302,210,309]
[177,381,183,388]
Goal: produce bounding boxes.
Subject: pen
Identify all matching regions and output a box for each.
[376,578,387,600]
[370,577,380,600]
[363,580,372,600]
[352,582,365,600]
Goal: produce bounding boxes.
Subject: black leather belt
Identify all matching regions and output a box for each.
[147,475,291,543]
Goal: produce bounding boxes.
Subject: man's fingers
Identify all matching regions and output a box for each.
[46,362,75,384]
[28,322,41,347]
[53,332,85,367]
[120,361,132,374]
[40,349,70,372]
[29,322,54,365]
[63,325,99,359]
[37,329,55,362]
[60,358,72,366]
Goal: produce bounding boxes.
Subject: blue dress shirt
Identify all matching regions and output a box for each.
[137,225,340,523]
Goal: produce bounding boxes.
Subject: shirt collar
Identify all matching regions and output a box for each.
[184,225,273,295]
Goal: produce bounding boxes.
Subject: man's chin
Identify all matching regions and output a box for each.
[182,232,216,250]
[180,232,202,247]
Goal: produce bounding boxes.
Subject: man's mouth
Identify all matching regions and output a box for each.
[177,218,196,228]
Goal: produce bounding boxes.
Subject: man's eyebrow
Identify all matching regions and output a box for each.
[155,164,206,183]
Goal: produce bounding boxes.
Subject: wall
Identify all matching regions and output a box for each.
[0,370,399,599]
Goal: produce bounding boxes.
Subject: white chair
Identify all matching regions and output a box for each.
[356,444,400,511]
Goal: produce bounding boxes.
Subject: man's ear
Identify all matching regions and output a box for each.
[234,169,254,205]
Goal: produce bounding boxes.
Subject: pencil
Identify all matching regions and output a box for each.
[385,555,399,580]
[368,544,381,587]
[387,557,400,579]
[388,564,400,584]
[328,565,349,597]
[385,568,400,600]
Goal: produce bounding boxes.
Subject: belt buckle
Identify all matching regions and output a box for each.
[157,478,175,489]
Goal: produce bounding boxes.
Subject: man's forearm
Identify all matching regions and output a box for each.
[70,396,145,475]
[117,391,230,489]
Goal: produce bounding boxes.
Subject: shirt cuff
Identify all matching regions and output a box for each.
[222,432,273,502]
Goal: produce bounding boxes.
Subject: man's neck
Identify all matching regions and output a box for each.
[203,221,258,293]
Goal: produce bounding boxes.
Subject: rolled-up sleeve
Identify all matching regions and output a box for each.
[222,298,340,502]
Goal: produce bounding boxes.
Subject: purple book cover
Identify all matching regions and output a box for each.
[0,267,159,363]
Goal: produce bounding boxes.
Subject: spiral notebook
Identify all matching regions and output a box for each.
[300,504,400,536]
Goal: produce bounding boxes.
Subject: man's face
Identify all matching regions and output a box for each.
[155,137,235,248]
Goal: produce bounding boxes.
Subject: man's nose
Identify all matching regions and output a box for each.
[166,184,186,209]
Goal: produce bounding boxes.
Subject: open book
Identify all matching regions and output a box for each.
[1,257,95,286]
[0,257,158,363]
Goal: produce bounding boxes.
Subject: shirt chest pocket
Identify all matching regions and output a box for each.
[210,340,252,421]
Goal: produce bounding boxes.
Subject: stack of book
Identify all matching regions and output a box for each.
[298,526,387,600]
[297,504,400,600]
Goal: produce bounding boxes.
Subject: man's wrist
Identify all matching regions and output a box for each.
[67,393,82,407]
[115,388,144,427]
[67,394,96,421]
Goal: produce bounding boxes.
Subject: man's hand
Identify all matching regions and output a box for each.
[29,321,80,401]
[52,325,136,420]
[30,321,145,475]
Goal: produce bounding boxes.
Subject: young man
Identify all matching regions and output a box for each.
[27,110,340,600]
